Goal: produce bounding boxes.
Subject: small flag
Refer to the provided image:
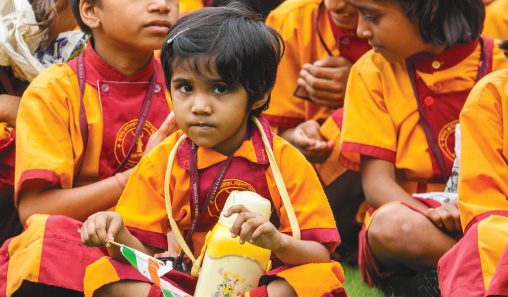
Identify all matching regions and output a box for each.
[117,242,192,297]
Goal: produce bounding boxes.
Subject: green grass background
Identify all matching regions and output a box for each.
[342,264,388,297]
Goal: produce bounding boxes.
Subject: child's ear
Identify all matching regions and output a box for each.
[251,93,270,110]
[80,0,101,30]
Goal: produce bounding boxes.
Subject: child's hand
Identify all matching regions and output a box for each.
[80,211,125,247]
[144,112,179,156]
[297,56,352,109]
[290,120,334,163]
[426,200,462,234]
[224,204,284,252]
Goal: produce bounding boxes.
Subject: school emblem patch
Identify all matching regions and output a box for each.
[115,119,157,168]
[206,179,256,219]
[438,120,459,161]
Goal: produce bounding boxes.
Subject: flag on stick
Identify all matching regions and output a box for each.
[111,241,192,297]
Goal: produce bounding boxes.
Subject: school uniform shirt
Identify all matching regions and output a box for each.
[262,0,370,129]
[438,69,508,297]
[15,41,172,204]
[340,39,508,195]
[483,0,508,39]
[0,42,172,297]
[84,118,346,297]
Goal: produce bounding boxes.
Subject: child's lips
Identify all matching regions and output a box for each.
[192,123,214,130]
[145,20,172,34]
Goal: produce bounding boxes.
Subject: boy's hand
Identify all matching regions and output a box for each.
[297,56,352,109]
[426,200,462,234]
[144,112,179,156]
[224,204,283,252]
[81,211,125,247]
[290,120,334,163]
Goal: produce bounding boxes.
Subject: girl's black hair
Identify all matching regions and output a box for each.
[210,0,284,20]
[160,3,284,117]
[379,0,485,48]
[501,40,508,58]
[70,0,101,35]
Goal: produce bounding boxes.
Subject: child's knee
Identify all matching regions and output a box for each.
[266,278,297,297]
[368,204,424,248]
[94,281,152,297]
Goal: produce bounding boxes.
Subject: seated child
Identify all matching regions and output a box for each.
[0,0,178,295]
[483,0,508,39]
[0,0,87,244]
[438,40,508,297]
[339,0,508,293]
[81,5,346,297]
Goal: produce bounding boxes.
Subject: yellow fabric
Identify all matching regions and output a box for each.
[459,68,508,228]
[5,214,49,297]
[0,122,13,140]
[14,61,172,204]
[83,257,121,297]
[275,262,345,296]
[340,41,508,189]
[263,0,340,127]
[483,0,508,39]
[476,215,508,290]
[315,116,347,186]
[179,0,204,16]
[116,129,338,258]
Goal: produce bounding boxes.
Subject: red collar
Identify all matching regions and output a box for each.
[409,39,479,73]
[83,39,156,86]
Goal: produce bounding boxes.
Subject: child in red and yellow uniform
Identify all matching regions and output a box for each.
[483,0,508,39]
[0,0,178,295]
[438,42,508,297]
[340,0,508,290]
[81,6,345,297]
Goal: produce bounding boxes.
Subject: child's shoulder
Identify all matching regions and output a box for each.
[353,50,407,81]
[26,63,77,90]
[464,68,508,110]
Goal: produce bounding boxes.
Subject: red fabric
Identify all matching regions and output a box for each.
[437,221,486,297]
[411,40,478,73]
[464,210,508,234]
[147,284,164,297]
[67,42,170,180]
[262,114,304,129]
[0,237,14,296]
[330,108,344,130]
[485,246,508,296]
[0,127,15,193]
[327,12,371,64]
[243,285,268,297]
[15,169,61,204]
[340,141,396,171]
[38,216,108,291]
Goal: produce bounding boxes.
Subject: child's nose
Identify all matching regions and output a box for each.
[356,18,371,39]
[191,95,212,115]
[148,0,171,14]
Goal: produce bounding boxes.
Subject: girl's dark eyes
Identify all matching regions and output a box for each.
[365,14,378,22]
[178,84,192,93]
[213,85,228,94]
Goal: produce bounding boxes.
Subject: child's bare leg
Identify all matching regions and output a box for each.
[94,280,151,297]
[367,204,457,271]
[267,278,297,297]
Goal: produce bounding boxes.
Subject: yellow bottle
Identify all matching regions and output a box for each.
[193,191,272,297]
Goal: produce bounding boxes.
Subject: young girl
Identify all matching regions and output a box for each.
[81,5,345,297]
[339,0,508,292]
[0,0,178,295]
[438,40,508,297]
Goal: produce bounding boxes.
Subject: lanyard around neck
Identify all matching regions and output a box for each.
[74,52,157,184]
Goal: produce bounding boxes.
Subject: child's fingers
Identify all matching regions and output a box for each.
[158,112,178,135]
[249,223,270,244]
[238,218,261,244]
[223,204,249,217]
[426,208,443,228]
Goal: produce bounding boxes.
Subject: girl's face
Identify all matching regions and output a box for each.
[170,60,266,156]
[91,0,179,52]
[324,0,359,30]
[350,0,440,62]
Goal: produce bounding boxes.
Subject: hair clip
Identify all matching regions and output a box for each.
[167,28,189,44]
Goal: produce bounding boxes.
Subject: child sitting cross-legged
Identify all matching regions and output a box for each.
[81,4,346,297]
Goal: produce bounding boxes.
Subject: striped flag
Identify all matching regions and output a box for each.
[119,243,192,297]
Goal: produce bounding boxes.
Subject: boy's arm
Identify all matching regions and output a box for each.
[0,94,21,127]
[17,113,176,225]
